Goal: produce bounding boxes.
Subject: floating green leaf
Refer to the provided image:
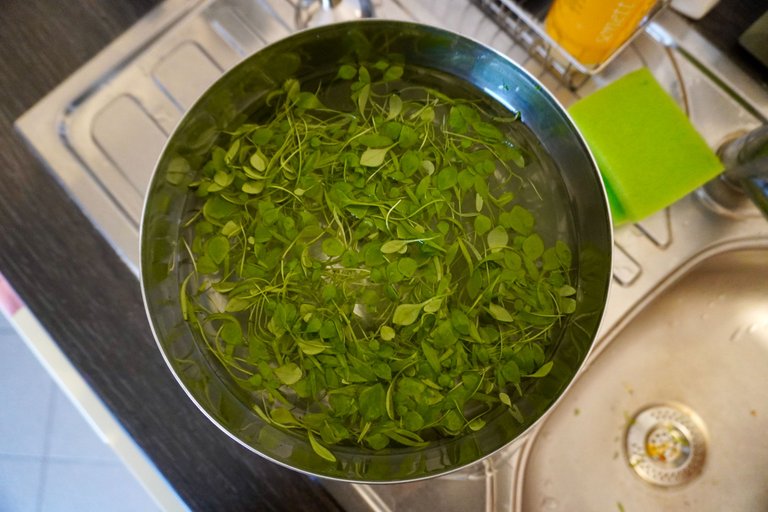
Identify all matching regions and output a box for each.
[488,303,514,322]
[359,383,386,421]
[383,65,404,81]
[527,361,554,378]
[322,238,345,257]
[474,214,492,236]
[206,236,229,264]
[380,240,408,254]
[308,430,337,462]
[487,226,509,251]
[274,363,302,385]
[337,64,357,80]
[392,303,423,326]
[250,151,266,171]
[380,325,395,341]
[360,147,389,167]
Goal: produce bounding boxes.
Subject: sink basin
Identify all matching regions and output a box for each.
[514,248,768,511]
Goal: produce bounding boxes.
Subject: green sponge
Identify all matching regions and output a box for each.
[568,68,723,225]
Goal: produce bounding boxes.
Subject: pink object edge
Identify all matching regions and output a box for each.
[0,273,23,316]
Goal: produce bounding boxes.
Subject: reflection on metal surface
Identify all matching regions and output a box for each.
[294,0,376,28]
[92,95,168,194]
[151,41,223,109]
[12,0,768,509]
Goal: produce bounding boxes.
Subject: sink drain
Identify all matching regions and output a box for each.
[625,403,707,487]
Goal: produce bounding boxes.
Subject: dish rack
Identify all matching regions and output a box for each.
[470,0,670,89]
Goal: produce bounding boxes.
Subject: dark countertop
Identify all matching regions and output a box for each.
[0,1,343,510]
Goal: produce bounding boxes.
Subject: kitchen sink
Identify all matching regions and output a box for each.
[513,246,768,510]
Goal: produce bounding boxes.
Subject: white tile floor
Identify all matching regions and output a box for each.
[0,314,162,512]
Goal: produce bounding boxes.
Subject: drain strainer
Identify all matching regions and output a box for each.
[625,403,707,487]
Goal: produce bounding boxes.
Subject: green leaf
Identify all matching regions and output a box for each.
[474,214,492,236]
[450,309,471,335]
[509,403,525,423]
[253,403,271,423]
[380,240,408,254]
[436,167,458,190]
[388,94,403,119]
[399,150,420,176]
[472,121,503,141]
[504,205,535,235]
[468,417,486,431]
[487,226,509,251]
[271,408,300,426]
[523,234,544,260]
[284,78,300,100]
[337,64,357,80]
[220,320,242,345]
[359,383,386,421]
[397,257,418,277]
[242,181,264,194]
[221,220,239,237]
[475,193,484,212]
[383,428,427,447]
[392,303,423,326]
[488,303,514,322]
[383,65,404,81]
[527,361,554,378]
[420,107,435,124]
[308,430,337,462]
[421,340,441,373]
[403,411,425,431]
[357,83,370,114]
[297,339,329,355]
[559,297,577,314]
[206,236,229,264]
[380,325,395,341]
[398,125,418,148]
[225,138,240,163]
[274,363,302,385]
[360,147,389,167]
[358,65,371,83]
[448,105,467,132]
[358,134,393,148]
[322,238,345,257]
[457,169,475,191]
[501,360,520,385]
[422,296,443,314]
[250,127,273,146]
[214,171,234,188]
[296,91,323,110]
[556,240,572,267]
[249,151,267,171]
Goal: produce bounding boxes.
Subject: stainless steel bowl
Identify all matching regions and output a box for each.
[140,19,612,482]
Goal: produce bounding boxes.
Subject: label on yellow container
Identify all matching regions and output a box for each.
[545,0,658,65]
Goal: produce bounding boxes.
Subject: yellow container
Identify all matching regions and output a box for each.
[545,0,659,66]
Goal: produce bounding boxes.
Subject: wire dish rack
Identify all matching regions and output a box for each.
[470,0,670,89]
